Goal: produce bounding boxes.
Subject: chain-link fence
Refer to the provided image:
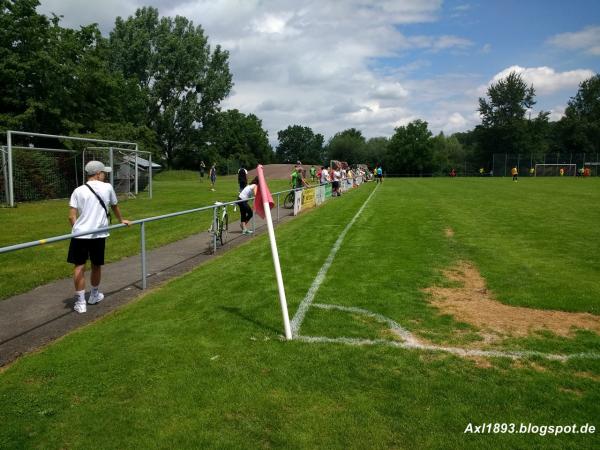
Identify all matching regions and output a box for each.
[491,153,600,176]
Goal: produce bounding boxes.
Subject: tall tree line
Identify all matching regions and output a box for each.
[276,72,600,175]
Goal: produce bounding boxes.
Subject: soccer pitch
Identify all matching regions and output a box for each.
[1,177,599,449]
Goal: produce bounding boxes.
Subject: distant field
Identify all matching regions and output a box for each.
[0,171,292,300]
[1,178,599,449]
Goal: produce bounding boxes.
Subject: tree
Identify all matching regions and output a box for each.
[276,125,324,164]
[0,1,142,135]
[478,72,535,127]
[431,133,467,175]
[197,109,271,172]
[364,137,389,167]
[326,128,366,164]
[558,74,600,153]
[387,120,433,175]
[109,7,233,167]
[477,71,549,156]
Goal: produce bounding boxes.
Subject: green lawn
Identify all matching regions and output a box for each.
[1,178,599,449]
[0,171,291,300]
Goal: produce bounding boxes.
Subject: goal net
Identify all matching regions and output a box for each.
[2,146,80,203]
[534,164,576,177]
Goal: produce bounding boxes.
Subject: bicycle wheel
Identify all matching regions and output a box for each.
[219,214,229,246]
[284,191,294,209]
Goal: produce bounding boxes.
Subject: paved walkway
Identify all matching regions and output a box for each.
[0,210,295,367]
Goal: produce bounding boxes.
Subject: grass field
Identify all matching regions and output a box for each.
[0,171,291,300]
[1,177,599,449]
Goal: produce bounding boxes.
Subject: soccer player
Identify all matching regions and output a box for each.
[67,161,131,313]
[511,166,518,182]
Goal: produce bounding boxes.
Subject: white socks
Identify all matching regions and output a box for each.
[75,290,85,302]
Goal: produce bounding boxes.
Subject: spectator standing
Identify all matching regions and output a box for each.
[67,161,131,313]
[332,167,341,196]
[291,165,309,189]
[310,165,317,183]
[238,176,258,234]
[320,166,329,184]
[199,160,206,179]
[210,163,217,191]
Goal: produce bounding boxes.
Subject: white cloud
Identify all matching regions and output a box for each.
[35,1,592,145]
[548,106,566,122]
[490,66,594,95]
[547,26,600,56]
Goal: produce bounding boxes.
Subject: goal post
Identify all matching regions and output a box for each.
[534,164,577,177]
[4,130,149,207]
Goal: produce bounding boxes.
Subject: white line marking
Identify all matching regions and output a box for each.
[290,185,379,336]
[299,303,600,361]
[291,183,600,362]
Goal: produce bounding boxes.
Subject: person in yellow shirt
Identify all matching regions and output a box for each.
[511,166,518,182]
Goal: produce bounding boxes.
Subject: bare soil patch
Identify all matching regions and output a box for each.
[444,227,455,238]
[423,261,600,338]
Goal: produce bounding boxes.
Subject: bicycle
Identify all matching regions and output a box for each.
[283,189,295,209]
[209,201,229,246]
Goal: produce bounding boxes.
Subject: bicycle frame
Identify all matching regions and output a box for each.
[209,202,229,248]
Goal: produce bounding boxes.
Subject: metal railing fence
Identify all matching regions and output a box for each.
[0,183,338,291]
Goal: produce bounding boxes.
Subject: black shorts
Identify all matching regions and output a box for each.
[332,181,339,189]
[67,238,106,266]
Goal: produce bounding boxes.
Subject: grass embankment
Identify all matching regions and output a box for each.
[0,171,291,300]
[1,178,599,449]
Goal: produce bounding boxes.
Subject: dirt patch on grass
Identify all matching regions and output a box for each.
[574,372,600,382]
[444,228,455,238]
[423,262,600,338]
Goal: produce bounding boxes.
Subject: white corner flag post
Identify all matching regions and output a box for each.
[257,165,292,340]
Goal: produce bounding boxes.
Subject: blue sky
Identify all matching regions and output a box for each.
[38,0,600,143]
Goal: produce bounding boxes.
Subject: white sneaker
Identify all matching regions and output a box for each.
[74,299,87,313]
[88,291,104,305]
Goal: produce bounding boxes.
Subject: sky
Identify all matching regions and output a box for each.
[38,0,600,145]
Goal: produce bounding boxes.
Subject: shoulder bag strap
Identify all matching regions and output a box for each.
[84,183,111,221]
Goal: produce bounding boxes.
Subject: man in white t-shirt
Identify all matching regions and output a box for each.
[332,168,342,196]
[320,166,329,184]
[67,161,131,313]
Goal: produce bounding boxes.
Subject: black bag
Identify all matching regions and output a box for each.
[85,183,112,224]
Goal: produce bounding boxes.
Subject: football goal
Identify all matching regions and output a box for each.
[3,130,151,207]
[534,164,576,177]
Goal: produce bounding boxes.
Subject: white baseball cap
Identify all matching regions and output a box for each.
[85,161,112,175]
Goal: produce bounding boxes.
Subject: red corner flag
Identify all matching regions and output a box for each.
[255,165,274,219]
